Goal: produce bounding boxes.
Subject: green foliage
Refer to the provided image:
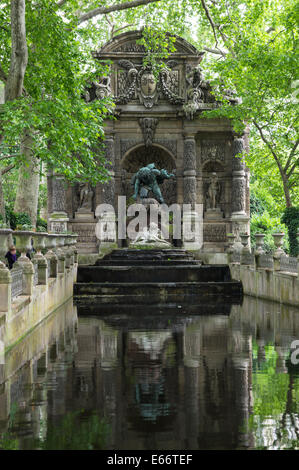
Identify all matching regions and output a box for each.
[35,411,109,450]
[281,207,299,256]
[0,0,114,185]
[137,27,177,76]
[4,209,33,230]
[250,211,288,253]
[36,215,47,231]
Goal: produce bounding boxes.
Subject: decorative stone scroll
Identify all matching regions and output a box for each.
[201,141,226,164]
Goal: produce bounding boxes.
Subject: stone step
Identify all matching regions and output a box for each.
[95,259,201,266]
[73,281,243,303]
[77,265,231,283]
[105,249,194,261]
[76,301,242,318]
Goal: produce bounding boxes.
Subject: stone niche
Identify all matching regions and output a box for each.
[47,30,250,254]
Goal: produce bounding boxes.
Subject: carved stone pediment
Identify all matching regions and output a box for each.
[89,30,238,117]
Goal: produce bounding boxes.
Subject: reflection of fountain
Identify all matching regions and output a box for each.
[129,331,172,360]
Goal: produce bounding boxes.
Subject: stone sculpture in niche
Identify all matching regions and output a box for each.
[204,173,224,220]
[132,163,175,204]
[207,172,220,209]
[78,183,94,211]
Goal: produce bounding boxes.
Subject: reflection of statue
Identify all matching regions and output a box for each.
[132,163,175,204]
[79,183,93,210]
[207,172,220,209]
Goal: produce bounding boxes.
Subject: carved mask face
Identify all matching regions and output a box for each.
[141,73,156,95]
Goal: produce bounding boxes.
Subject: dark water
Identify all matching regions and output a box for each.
[1,297,299,450]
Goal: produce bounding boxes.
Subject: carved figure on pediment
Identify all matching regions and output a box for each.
[136,67,159,108]
[184,65,215,118]
[84,77,111,102]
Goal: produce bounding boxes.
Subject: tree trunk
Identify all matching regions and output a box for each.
[0,172,6,222]
[14,132,40,227]
[281,174,292,208]
[5,0,28,102]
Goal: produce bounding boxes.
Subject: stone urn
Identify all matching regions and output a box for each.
[45,234,57,252]
[56,234,65,248]
[0,228,13,262]
[254,233,265,255]
[240,233,250,253]
[273,232,285,257]
[226,233,236,252]
[70,234,78,246]
[13,230,34,263]
[33,232,48,255]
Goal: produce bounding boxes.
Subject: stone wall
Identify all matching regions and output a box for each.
[230,264,299,307]
[0,231,78,351]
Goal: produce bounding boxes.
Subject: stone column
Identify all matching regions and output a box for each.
[47,173,69,233]
[182,134,202,250]
[183,135,197,208]
[102,135,116,207]
[231,134,250,249]
[97,134,118,251]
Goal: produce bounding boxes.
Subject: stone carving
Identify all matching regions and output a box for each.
[155,139,177,157]
[132,222,171,247]
[102,179,115,206]
[160,61,184,105]
[139,118,158,147]
[116,59,184,108]
[232,137,245,171]
[136,67,159,108]
[52,176,66,213]
[115,42,146,53]
[207,173,220,209]
[232,178,246,213]
[132,163,175,204]
[84,77,111,102]
[183,177,197,206]
[105,137,115,167]
[201,141,226,163]
[120,138,141,157]
[78,183,94,210]
[116,59,138,104]
[75,225,97,244]
[120,138,177,159]
[184,65,215,119]
[184,138,196,171]
[203,224,226,242]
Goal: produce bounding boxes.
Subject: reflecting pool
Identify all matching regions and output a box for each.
[1,297,299,450]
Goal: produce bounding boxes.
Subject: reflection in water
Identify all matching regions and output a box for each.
[0,297,299,450]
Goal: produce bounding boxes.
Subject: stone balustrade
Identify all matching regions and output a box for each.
[228,231,299,306]
[0,229,78,351]
[0,229,78,303]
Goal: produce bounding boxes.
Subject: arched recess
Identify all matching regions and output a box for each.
[120,144,177,205]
